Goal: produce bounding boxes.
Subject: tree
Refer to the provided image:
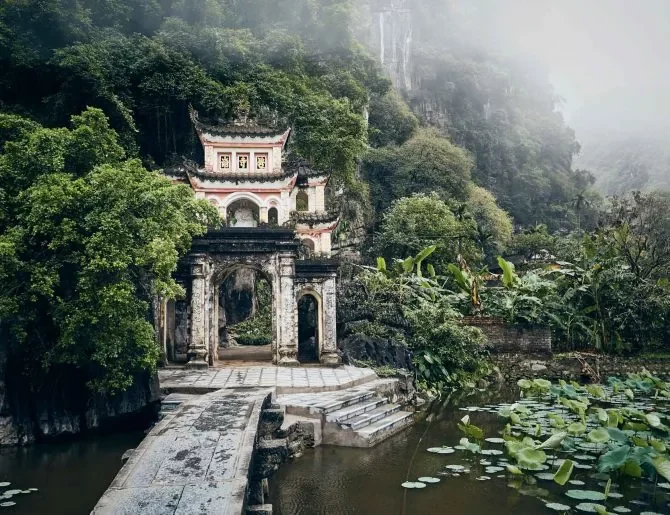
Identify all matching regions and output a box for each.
[604,191,670,280]
[364,129,474,217]
[0,108,219,393]
[466,185,513,257]
[373,193,479,272]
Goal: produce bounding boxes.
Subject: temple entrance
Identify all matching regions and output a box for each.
[217,266,273,363]
[160,228,340,368]
[297,293,320,363]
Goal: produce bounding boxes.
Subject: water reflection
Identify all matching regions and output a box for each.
[0,430,144,514]
[269,390,543,515]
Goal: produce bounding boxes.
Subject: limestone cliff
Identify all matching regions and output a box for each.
[0,341,159,446]
[362,0,413,91]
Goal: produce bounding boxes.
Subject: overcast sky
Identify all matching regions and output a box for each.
[461,0,670,139]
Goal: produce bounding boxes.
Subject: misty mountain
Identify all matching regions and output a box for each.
[575,134,670,196]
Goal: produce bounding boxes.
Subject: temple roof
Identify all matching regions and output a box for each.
[189,106,289,139]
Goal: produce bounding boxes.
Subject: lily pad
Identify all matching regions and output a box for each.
[0,484,9,488]
[485,437,505,444]
[612,508,631,514]
[401,481,426,489]
[0,502,15,508]
[417,477,440,483]
[566,490,607,501]
[575,503,607,513]
[427,447,455,454]
[546,503,571,511]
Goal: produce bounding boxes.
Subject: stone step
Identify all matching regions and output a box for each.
[318,390,377,415]
[343,403,402,431]
[354,410,414,446]
[325,397,386,423]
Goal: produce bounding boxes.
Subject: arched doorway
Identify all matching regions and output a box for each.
[268,207,279,226]
[216,266,273,363]
[226,199,259,227]
[297,293,319,363]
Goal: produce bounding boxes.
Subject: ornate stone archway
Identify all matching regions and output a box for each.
[160,228,340,368]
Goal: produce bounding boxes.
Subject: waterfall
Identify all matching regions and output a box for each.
[379,11,385,65]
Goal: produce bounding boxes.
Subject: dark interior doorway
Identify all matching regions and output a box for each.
[297,294,319,362]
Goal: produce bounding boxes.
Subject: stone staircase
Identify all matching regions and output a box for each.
[278,379,414,448]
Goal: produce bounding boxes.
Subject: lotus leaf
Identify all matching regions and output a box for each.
[649,439,666,452]
[427,447,455,454]
[401,481,426,489]
[587,428,610,444]
[505,464,523,475]
[644,413,661,428]
[568,422,587,435]
[606,427,628,443]
[597,445,630,473]
[566,490,607,501]
[554,458,575,486]
[459,437,481,454]
[516,447,547,469]
[533,378,551,390]
[620,460,642,477]
[537,431,567,449]
[517,379,532,389]
[652,456,670,482]
[546,503,571,511]
[458,421,484,440]
[417,477,440,483]
[575,503,607,513]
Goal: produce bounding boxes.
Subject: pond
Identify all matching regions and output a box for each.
[270,375,670,515]
[0,429,145,514]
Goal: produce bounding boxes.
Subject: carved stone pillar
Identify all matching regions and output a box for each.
[186,258,209,369]
[320,275,341,366]
[277,254,299,366]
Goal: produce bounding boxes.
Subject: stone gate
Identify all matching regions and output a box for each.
[157,228,340,368]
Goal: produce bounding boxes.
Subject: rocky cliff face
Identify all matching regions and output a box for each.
[364,0,413,91]
[0,341,159,446]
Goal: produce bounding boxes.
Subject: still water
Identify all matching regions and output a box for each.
[269,389,669,515]
[0,429,144,514]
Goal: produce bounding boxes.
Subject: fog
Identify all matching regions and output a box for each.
[452,0,670,139]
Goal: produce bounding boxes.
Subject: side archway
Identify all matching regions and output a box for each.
[297,291,322,363]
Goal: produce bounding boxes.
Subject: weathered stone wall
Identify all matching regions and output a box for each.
[491,353,670,384]
[462,317,552,356]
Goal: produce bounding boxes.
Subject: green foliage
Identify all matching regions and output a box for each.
[373,193,480,272]
[364,129,474,215]
[466,185,513,256]
[338,250,489,391]
[230,279,273,346]
[0,109,218,393]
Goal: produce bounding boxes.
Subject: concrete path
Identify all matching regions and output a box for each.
[93,388,271,515]
[159,365,377,394]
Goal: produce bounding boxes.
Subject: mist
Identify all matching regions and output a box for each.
[445,0,670,140]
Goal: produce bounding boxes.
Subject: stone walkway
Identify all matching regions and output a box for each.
[159,365,377,394]
[93,388,271,515]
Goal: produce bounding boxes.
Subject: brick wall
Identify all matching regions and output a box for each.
[461,317,552,355]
